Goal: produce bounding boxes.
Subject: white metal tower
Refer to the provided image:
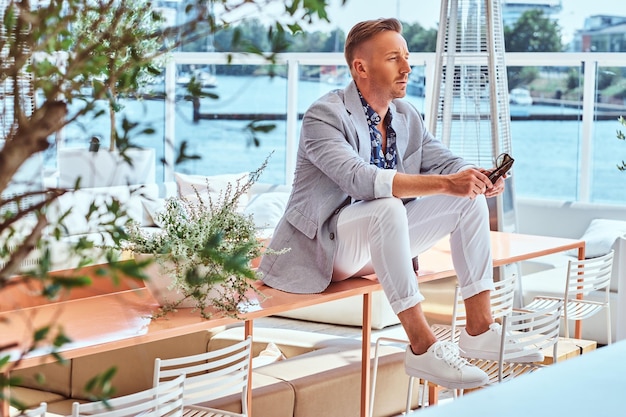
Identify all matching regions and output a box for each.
[430,0,517,232]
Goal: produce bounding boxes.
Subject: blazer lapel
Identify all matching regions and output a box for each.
[390,101,409,171]
[344,82,372,161]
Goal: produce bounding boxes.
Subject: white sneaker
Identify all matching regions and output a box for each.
[404,341,489,389]
[459,322,544,363]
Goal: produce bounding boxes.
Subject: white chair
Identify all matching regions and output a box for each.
[153,336,252,417]
[23,402,47,417]
[431,274,517,343]
[464,300,563,385]
[525,250,614,344]
[370,275,517,415]
[71,373,185,417]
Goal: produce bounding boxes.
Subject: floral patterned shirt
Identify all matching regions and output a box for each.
[358,90,397,169]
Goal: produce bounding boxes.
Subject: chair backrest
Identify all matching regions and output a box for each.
[71,374,185,417]
[24,402,47,417]
[500,300,563,366]
[451,274,517,336]
[153,336,252,411]
[565,250,614,302]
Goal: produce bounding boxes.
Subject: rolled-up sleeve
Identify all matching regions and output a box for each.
[374,169,396,198]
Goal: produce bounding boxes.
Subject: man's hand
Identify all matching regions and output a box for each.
[448,168,504,199]
[392,168,506,199]
[480,168,506,198]
[446,169,488,199]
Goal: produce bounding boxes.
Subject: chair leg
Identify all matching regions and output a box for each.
[369,344,381,417]
[405,376,414,414]
[606,306,612,345]
[420,379,429,408]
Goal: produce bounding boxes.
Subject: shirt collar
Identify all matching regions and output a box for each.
[358,89,393,126]
[358,89,381,126]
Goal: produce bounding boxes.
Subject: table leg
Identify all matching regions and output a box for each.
[361,292,372,417]
[245,320,254,416]
[575,245,585,339]
[428,383,439,405]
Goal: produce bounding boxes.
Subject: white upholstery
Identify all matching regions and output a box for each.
[44,183,173,270]
[276,290,400,329]
[174,171,250,212]
[58,148,156,188]
[517,198,626,345]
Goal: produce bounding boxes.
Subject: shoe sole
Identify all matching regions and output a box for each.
[404,366,489,390]
[460,348,544,363]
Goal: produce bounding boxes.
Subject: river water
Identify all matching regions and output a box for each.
[59,74,626,205]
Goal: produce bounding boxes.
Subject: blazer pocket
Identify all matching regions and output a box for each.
[285,208,317,239]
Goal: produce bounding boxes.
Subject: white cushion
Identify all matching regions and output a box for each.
[174,172,249,213]
[50,186,144,236]
[141,198,167,227]
[244,191,289,230]
[569,218,626,258]
[252,342,286,368]
[276,291,400,330]
[57,148,156,187]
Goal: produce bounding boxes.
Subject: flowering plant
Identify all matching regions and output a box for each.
[123,162,268,319]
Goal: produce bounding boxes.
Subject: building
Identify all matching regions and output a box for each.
[571,15,626,52]
[501,0,562,28]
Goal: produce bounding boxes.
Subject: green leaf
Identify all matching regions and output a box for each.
[249,122,276,134]
[0,355,11,368]
[197,91,219,100]
[33,326,51,342]
[287,23,303,34]
[53,331,73,348]
[52,275,93,288]
[2,5,16,29]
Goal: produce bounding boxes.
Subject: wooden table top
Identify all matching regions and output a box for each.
[1,231,584,370]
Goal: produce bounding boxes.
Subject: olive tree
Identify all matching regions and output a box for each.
[0,0,340,409]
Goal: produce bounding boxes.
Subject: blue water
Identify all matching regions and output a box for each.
[60,75,626,205]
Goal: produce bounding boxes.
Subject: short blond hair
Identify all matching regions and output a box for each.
[344,18,403,70]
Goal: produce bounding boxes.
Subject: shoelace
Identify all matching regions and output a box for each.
[432,341,471,370]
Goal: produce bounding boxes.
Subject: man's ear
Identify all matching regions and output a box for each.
[353,59,367,78]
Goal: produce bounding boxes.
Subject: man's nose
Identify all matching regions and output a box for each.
[401,59,411,74]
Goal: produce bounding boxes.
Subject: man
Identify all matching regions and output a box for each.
[259,18,537,389]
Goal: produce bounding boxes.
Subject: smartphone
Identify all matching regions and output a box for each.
[488,154,514,183]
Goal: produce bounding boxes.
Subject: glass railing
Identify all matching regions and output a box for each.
[56,51,626,205]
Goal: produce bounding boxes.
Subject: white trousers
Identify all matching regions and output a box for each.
[332,195,494,315]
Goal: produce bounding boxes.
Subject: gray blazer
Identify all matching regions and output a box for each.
[259,81,470,294]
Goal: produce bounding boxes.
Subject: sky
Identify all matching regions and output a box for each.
[311,0,625,44]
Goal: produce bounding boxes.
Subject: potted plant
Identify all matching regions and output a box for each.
[121,162,273,319]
